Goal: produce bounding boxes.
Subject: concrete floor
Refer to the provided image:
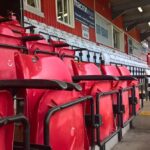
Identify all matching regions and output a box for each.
[112,101,150,150]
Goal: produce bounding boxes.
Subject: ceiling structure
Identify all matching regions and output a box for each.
[111,0,150,47]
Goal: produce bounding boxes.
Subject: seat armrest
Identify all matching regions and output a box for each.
[0,17,12,23]
[66,82,82,91]
[50,42,70,48]
[73,75,118,82]
[24,25,36,30]
[0,43,28,53]
[34,49,59,56]
[118,76,137,80]
[0,79,67,90]
[74,48,88,51]
[14,142,51,150]
[21,35,44,42]
[145,75,150,77]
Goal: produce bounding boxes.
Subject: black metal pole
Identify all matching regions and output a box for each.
[20,0,24,27]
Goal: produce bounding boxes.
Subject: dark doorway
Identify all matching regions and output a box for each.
[0,0,24,25]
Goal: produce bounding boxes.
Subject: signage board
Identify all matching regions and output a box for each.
[74,0,95,28]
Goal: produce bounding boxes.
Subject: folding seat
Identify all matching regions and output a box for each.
[145,69,150,100]
[0,78,68,150]
[101,64,137,126]
[25,39,55,55]
[2,20,25,37]
[0,15,25,37]
[0,25,23,81]
[0,89,14,150]
[70,61,121,149]
[0,24,22,46]
[0,50,51,150]
[45,48,124,148]
[0,23,47,54]
[24,35,71,55]
[14,53,94,150]
[0,34,24,149]
[56,48,77,75]
[54,46,101,74]
[117,66,142,114]
[48,36,68,47]
[0,46,93,149]
[48,37,70,52]
[0,30,50,150]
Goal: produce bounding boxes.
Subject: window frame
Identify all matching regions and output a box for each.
[113,26,124,51]
[128,37,133,54]
[113,28,120,49]
[56,0,75,28]
[95,12,113,47]
[24,0,44,17]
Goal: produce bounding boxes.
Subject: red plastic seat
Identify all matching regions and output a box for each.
[15,53,91,150]
[0,25,21,46]
[0,16,25,37]
[50,48,120,145]
[0,25,51,55]
[0,40,20,150]
[0,91,14,150]
[71,61,117,143]
[117,66,140,113]
[25,39,54,54]
[58,48,76,76]
[101,65,132,123]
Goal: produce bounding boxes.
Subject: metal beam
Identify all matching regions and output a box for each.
[112,10,126,19]
[124,12,150,31]
[20,0,24,27]
[125,23,137,31]
[124,11,150,22]
[125,18,150,31]
[148,41,150,48]
[112,0,150,19]
[141,32,150,41]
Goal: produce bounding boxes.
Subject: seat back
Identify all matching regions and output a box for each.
[15,53,72,116]
[0,29,17,149]
[72,61,100,76]
[72,61,103,92]
[15,54,89,149]
[101,64,123,88]
[0,50,19,80]
[117,66,140,112]
[26,39,54,54]
[0,91,14,150]
[71,61,117,141]
[117,66,131,76]
[117,66,137,85]
[0,25,21,46]
[55,47,76,76]
[1,20,25,37]
[101,65,131,124]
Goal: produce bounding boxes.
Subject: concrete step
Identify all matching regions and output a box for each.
[112,101,150,150]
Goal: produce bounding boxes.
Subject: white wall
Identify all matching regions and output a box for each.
[24,16,149,69]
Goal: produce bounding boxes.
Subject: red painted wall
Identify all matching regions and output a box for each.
[95,0,112,20]
[127,28,141,42]
[94,1,141,43]
[24,0,141,51]
[25,0,96,42]
[112,16,124,30]
[124,34,128,54]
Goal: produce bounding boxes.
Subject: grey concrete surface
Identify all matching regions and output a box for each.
[112,101,150,150]
[95,119,130,150]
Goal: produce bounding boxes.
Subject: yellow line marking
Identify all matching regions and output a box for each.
[139,111,150,116]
